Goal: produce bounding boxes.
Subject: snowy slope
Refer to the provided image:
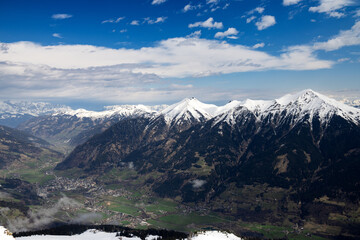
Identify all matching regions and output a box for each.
[61,104,167,120]
[3,89,359,127]
[272,89,360,125]
[0,226,15,240]
[15,229,242,240]
[159,97,219,124]
[215,89,360,127]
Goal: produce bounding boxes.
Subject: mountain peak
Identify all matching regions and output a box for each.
[273,89,360,126]
[160,98,218,125]
[276,89,320,105]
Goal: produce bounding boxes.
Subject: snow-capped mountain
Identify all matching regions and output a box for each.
[213,89,360,127]
[158,97,218,125]
[57,89,360,206]
[0,101,70,117]
[0,101,71,127]
[60,104,167,120]
[157,89,360,128]
[15,89,360,154]
[270,89,360,125]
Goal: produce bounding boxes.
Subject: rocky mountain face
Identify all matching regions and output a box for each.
[17,105,167,153]
[54,90,360,236]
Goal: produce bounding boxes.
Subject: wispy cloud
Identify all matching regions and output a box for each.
[189,17,223,29]
[248,7,265,15]
[186,30,202,38]
[52,33,63,38]
[206,0,219,5]
[183,3,202,12]
[313,20,360,51]
[253,43,265,49]
[255,15,276,30]
[51,13,72,20]
[192,179,207,189]
[130,20,140,25]
[101,17,125,24]
[283,0,303,6]
[152,0,167,5]
[246,16,256,23]
[215,27,239,39]
[309,0,354,18]
[144,17,167,24]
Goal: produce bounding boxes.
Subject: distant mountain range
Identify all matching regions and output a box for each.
[1,89,360,238]
[56,89,360,198]
[50,89,360,238]
[0,101,70,128]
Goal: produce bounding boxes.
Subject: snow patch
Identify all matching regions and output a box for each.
[16,229,142,240]
[191,231,242,240]
[0,226,15,240]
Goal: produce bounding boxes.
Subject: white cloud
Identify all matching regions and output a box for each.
[152,0,167,5]
[355,9,360,17]
[130,20,140,25]
[215,28,239,39]
[253,43,265,49]
[186,30,202,38]
[0,38,336,103]
[184,3,202,12]
[246,16,256,23]
[0,38,333,83]
[184,3,193,12]
[248,7,265,15]
[313,21,360,51]
[101,17,125,24]
[52,33,63,39]
[255,15,276,30]
[206,0,219,5]
[337,57,350,62]
[191,179,206,188]
[120,29,127,33]
[189,17,223,29]
[145,17,167,24]
[51,14,72,20]
[309,0,354,18]
[283,0,302,6]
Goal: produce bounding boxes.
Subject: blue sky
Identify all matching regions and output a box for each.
[0,0,359,108]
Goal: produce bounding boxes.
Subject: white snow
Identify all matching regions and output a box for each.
[160,97,218,124]
[61,104,166,120]
[14,229,243,240]
[214,89,360,127]
[0,101,70,118]
[16,229,142,240]
[0,226,15,240]
[190,231,242,240]
[2,89,359,127]
[271,89,360,125]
